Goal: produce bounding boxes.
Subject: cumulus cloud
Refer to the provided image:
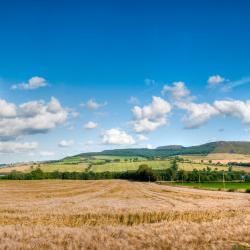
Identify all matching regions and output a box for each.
[0,141,38,154]
[58,139,74,147]
[162,81,190,100]
[207,75,225,87]
[177,102,219,129]
[102,128,136,145]
[178,99,250,129]
[0,99,17,117]
[131,96,171,133]
[81,99,107,110]
[0,97,68,140]
[11,76,48,90]
[214,100,250,123]
[84,121,98,129]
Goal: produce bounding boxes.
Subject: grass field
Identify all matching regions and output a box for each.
[1,153,250,174]
[40,163,88,172]
[90,160,250,172]
[160,181,250,191]
[90,160,171,172]
[0,180,249,249]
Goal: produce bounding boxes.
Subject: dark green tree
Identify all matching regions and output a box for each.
[136,164,157,182]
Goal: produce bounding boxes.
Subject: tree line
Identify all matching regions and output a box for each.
[1,160,249,182]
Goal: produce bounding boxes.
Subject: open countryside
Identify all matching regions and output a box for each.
[2,1,250,249]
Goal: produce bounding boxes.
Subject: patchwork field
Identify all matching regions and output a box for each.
[0,179,249,249]
[1,153,250,174]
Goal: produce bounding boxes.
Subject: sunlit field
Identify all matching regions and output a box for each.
[183,153,250,164]
[90,160,171,172]
[40,163,88,172]
[0,180,249,249]
[2,153,250,174]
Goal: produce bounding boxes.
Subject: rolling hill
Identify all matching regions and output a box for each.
[67,141,250,160]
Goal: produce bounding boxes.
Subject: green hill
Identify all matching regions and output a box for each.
[65,141,250,160]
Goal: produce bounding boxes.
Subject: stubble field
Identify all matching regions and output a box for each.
[0,180,250,249]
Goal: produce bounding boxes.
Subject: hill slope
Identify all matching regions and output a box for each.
[67,141,250,160]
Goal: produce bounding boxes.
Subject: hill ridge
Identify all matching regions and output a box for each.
[63,141,250,160]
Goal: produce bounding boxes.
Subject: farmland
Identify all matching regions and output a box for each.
[0,179,249,249]
[90,160,171,172]
[2,153,250,175]
[40,163,88,172]
[182,153,250,164]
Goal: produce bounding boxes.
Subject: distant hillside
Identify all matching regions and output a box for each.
[157,145,184,150]
[70,141,250,159]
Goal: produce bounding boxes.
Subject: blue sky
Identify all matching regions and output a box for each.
[1,0,250,163]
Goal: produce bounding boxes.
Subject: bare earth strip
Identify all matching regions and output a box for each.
[0,180,249,249]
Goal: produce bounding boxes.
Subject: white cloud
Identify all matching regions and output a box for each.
[58,139,74,147]
[207,75,225,87]
[214,100,250,123]
[131,96,171,133]
[178,102,219,129]
[132,96,171,120]
[132,117,167,133]
[19,101,45,117]
[0,141,38,154]
[84,121,98,129]
[0,97,68,140]
[178,99,250,129]
[0,99,17,117]
[102,128,136,145]
[11,76,48,90]
[81,99,106,110]
[207,75,250,91]
[162,81,190,100]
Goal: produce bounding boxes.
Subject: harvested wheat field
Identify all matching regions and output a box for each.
[0,180,250,250]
